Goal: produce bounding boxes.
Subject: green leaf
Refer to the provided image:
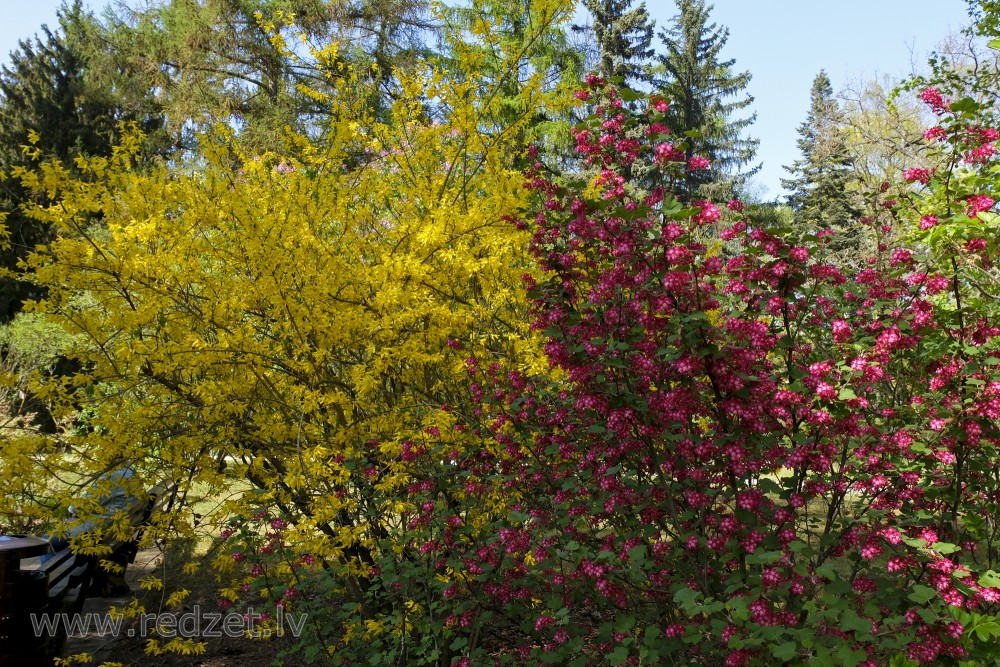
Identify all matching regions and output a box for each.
[627,544,648,563]
[841,609,872,636]
[833,644,868,667]
[933,542,960,554]
[772,642,797,661]
[975,621,1000,641]
[978,570,1000,588]
[608,645,629,666]
[838,387,858,400]
[989,38,1000,50]
[949,97,981,113]
[808,647,836,667]
[746,550,781,565]
[614,614,636,634]
[757,477,782,495]
[673,587,701,606]
[908,584,937,605]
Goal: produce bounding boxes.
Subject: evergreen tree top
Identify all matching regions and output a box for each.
[575,0,655,88]
[655,0,759,200]
[780,69,862,258]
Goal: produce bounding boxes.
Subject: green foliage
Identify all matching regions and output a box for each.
[654,0,759,200]
[782,70,866,260]
[440,0,583,160]
[0,1,167,323]
[0,312,74,377]
[96,0,313,152]
[840,76,929,191]
[573,0,655,89]
[96,0,435,152]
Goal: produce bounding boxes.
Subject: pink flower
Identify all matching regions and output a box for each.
[687,155,710,171]
[534,615,554,632]
[965,143,996,163]
[860,542,883,559]
[832,319,852,344]
[890,249,914,266]
[903,168,931,184]
[924,126,947,141]
[816,383,836,400]
[651,97,669,113]
[887,557,908,572]
[664,624,685,638]
[926,275,950,294]
[919,215,938,230]
[880,527,902,545]
[655,142,684,163]
[976,127,1000,142]
[967,194,995,218]
[920,87,947,114]
[918,528,939,544]
[693,201,721,225]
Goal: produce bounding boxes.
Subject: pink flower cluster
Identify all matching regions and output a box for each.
[903,168,932,184]
[920,87,948,114]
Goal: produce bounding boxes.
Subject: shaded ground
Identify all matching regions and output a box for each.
[63,546,309,666]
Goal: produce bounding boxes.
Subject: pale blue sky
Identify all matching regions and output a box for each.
[641,0,970,199]
[0,0,973,199]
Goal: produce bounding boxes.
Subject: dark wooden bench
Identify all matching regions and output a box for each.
[12,480,177,664]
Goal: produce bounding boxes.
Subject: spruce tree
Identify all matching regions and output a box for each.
[781,71,861,251]
[574,0,655,88]
[0,1,165,321]
[655,0,759,200]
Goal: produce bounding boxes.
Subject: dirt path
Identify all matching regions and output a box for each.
[62,547,307,666]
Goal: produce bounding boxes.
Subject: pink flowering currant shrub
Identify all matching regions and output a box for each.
[210,73,1000,667]
[429,74,1000,667]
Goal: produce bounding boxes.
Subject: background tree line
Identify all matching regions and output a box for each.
[0,0,996,424]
